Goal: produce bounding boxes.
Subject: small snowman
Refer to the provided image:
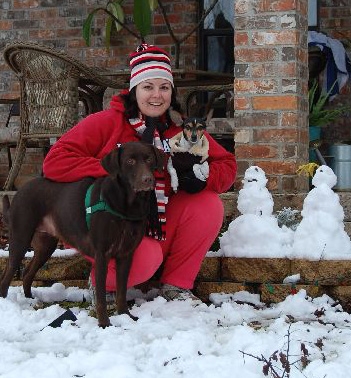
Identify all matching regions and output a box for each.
[237,166,274,216]
[219,166,292,258]
[292,165,351,259]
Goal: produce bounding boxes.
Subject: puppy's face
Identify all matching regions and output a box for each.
[182,118,206,144]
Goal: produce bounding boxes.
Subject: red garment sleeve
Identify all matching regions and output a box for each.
[206,133,237,194]
[43,110,124,182]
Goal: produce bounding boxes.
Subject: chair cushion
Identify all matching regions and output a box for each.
[0,126,20,143]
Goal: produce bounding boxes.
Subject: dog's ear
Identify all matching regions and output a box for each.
[101,148,121,174]
[204,109,213,124]
[152,146,165,172]
[199,118,207,130]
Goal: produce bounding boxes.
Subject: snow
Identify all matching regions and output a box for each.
[1,285,351,378]
[1,164,351,377]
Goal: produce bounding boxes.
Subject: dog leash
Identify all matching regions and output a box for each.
[85,183,145,229]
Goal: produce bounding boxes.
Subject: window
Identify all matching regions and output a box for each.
[195,0,234,154]
[308,0,319,30]
[200,0,234,75]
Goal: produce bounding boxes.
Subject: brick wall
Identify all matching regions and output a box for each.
[233,0,310,193]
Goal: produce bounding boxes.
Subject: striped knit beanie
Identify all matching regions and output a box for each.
[129,43,174,90]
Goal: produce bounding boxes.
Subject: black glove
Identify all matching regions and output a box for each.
[178,170,207,193]
[170,152,207,194]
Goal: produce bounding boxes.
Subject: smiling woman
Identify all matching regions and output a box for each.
[41,42,237,309]
[128,44,173,118]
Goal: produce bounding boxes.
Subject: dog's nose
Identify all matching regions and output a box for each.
[141,174,154,187]
[191,131,197,140]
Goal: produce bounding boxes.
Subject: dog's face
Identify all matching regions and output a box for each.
[182,117,206,144]
[102,142,165,192]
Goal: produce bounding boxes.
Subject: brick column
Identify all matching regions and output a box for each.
[233,0,309,193]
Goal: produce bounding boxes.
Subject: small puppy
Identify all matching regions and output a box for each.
[167,117,209,192]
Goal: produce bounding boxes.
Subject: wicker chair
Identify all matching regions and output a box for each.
[0,99,20,170]
[2,41,126,191]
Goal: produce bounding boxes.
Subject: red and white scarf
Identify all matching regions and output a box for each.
[129,116,167,240]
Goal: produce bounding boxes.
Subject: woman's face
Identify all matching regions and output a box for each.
[135,78,172,117]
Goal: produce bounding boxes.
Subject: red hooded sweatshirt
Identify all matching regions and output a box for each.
[43,94,237,195]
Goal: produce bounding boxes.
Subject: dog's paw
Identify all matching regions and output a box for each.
[170,178,179,193]
[99,322,112,328]
[189,145,205,156]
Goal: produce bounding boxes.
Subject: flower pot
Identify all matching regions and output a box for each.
[328,143,351,190]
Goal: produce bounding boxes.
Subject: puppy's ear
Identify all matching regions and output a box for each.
[101,148,121,174]
[204,109,213,123]
[152,146,165,172]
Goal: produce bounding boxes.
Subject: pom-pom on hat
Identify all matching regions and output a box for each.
[129,43,174,90]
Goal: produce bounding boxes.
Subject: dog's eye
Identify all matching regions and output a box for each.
[196,126,205,131]
[184,125,191,130]
[126,158,135,165]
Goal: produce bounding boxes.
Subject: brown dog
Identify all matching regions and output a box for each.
[0,141,164,328]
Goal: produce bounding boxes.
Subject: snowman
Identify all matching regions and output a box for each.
[219,166,292,258]
[237,166,274,216]
[292,165,351,259]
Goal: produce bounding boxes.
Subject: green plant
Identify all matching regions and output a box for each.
[309,80,350,127]
[82,0,220,68]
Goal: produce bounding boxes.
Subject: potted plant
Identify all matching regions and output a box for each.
[309,79,350,133]
[308,80,350,163]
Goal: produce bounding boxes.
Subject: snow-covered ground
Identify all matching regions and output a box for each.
[1,284,351,378]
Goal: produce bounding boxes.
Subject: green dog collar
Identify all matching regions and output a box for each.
[85,183,145,229]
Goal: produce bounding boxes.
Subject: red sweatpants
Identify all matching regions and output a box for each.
[88,190,224,291]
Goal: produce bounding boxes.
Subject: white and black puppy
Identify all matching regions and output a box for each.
[167,117,209,192]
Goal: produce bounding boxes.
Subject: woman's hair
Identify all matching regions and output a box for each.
[121,87,182,125]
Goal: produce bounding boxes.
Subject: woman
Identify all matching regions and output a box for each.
[43,44,237,303]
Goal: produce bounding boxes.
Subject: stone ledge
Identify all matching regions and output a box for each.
[221,257,291,283]
[2,255,351,288]
[2,254,351,308]
[194,281,248,302]
[0,254,90,282]
[10,279,88,289]
[260,283,321,304]
[200,257,351,285]
[291,260,351,285]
